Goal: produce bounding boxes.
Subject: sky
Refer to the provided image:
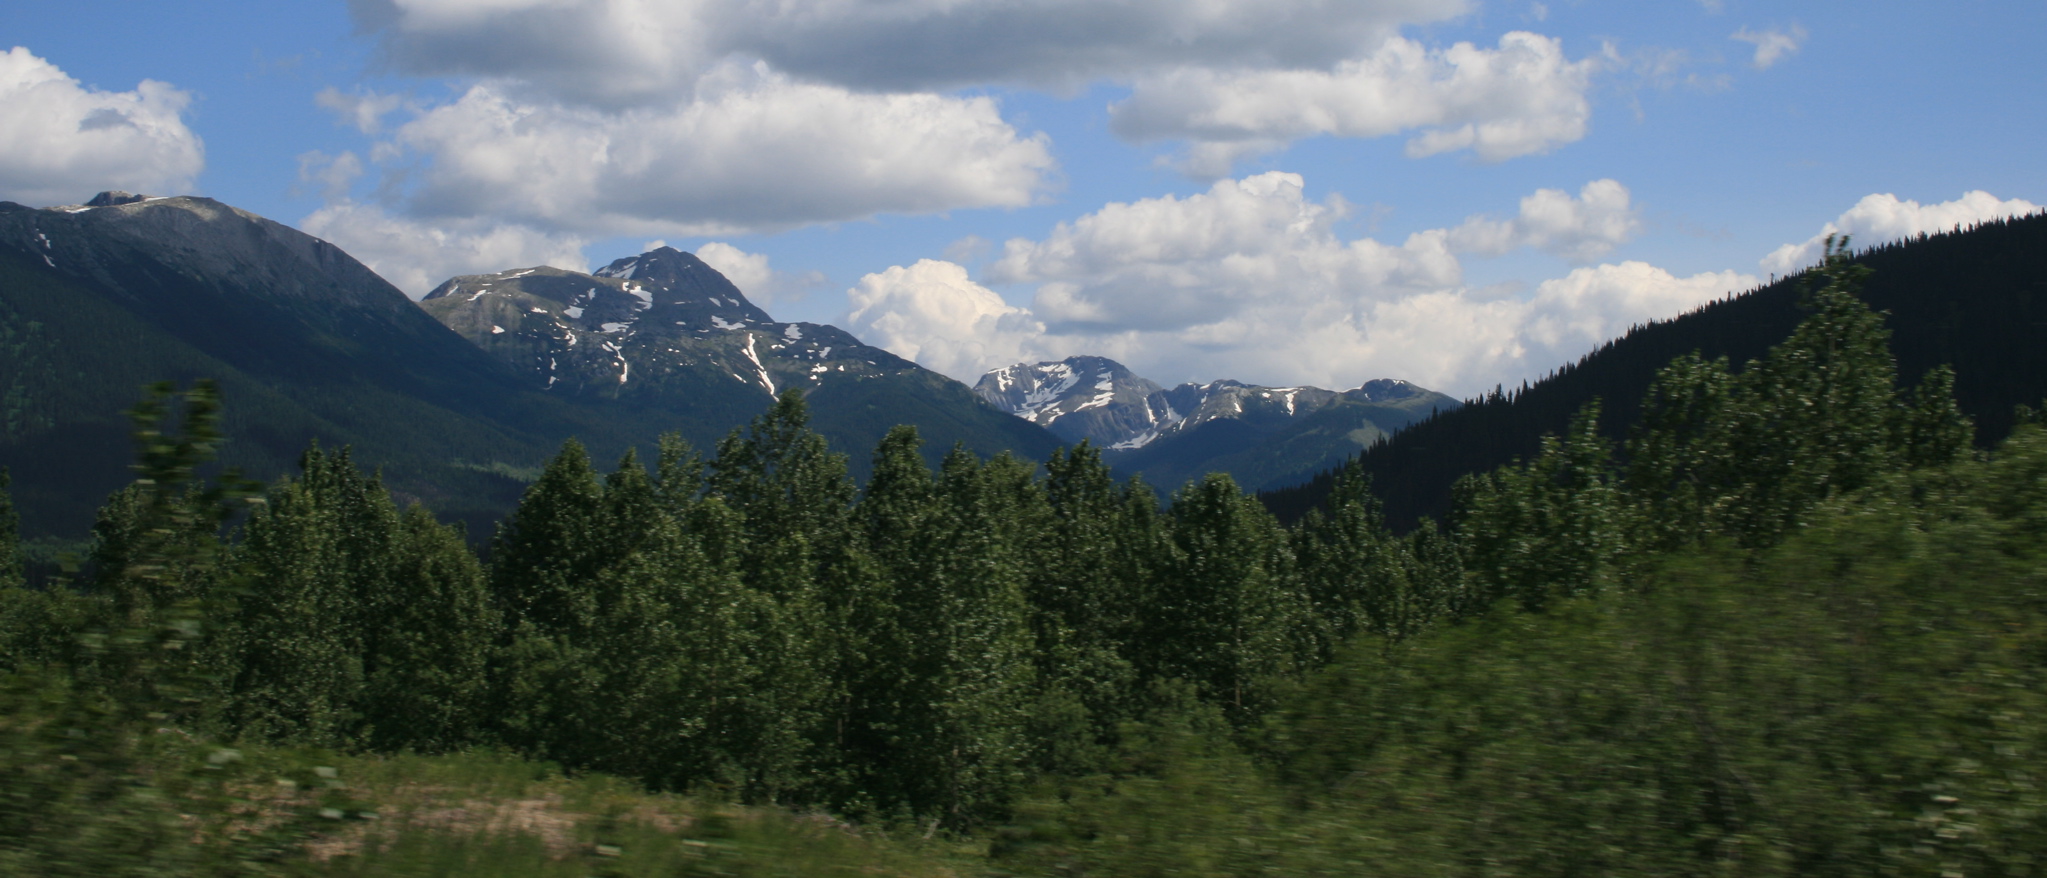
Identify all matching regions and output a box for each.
[5,1,2043,398]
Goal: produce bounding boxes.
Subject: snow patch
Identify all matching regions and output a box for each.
[600,322,628,333]
[491,325,505,334]
[565,306,584,318]
[710,316,745,330]
[742,334,776,396]
[783,324,803,341]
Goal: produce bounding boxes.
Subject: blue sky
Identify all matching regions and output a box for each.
[6,1,2043,396]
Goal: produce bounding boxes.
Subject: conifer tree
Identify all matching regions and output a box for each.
[489,439,609,636]
[702,391,850,795]
[1147,473,1312,725]
[360,506,497,752]
[215,448,369,746]
[1713,238,1901,546]
[1295,468,1433,645]
[0,469,18,592]
[1895,364,1974,468]
[1027,444,1144,771]
[910,447,1038,824]
[1624,352,1740,551]
[1453,402,1630,612]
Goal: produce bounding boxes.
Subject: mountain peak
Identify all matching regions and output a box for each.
[591,247,775,327]
[976,357,1458,468]
[85,190,150,207]
[975,356,1170,447]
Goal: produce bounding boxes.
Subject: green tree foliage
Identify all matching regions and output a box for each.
[0,383,360,877]
[1144,473,1313,726]
[359,505,497,752]
[1453,401,1631,611]
[1294,467,1449,645]
[1022,444,1149,774]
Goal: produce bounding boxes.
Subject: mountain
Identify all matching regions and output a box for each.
[973,357,1170,448]
[0,192,634,536]
[1262,212,2047,530]
[975,356,1457,492]
[419,246,1060,472]
[0,193,1058,539]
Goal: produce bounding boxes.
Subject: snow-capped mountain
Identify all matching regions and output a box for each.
[975,356,1459,491]
[975,356,1170,449]
[420,246,1058,463]
[974,357,1440,450]
[421,248,886,398]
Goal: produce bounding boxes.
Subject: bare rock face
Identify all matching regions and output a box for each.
[84,191,149,207]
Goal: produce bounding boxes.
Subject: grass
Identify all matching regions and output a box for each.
[283,751,985,877]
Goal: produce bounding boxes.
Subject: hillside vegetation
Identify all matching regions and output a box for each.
[1266,213,2047,528]
[2,241,2044,875]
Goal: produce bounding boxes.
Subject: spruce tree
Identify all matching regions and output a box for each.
[1027,443,1144,772]
[361,506,497,752]
[490,438,608,636]
[1147,473,1312,725]
[215,448,368,746]
[1716,238,1901,546]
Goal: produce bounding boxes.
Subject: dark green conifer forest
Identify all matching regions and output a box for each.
[3,239,2046,875]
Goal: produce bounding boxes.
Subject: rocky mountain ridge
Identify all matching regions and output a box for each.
[975,355,1459,492]
[976,356,1448,450]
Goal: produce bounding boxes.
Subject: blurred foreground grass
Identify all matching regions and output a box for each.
[284,751,979,878]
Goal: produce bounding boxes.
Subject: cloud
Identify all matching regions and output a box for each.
[845,259,1049,381]
[1761,190,2043,276]
[987,172,1460,332]
[315,88,407,134]
[1731,24,1807,70]
[299,201,587,297]
[0,47,204,206]
[1447,178,1642,263]
[349,0,1470,104]
[372,64,1054,236]
[296,150,364,201]
[695,241,825,308]
[853,172,1749,394]
[1111,32,1598,175]
[350,1,1593,182]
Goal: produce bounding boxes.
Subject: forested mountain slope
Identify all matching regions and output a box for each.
[0,194,1059,538]
[1265,213,2047,528]
[0,194,633,537]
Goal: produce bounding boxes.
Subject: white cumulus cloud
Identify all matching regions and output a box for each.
[1112,32,1599,175]
[1731,24,1807,70]
[853,172,1750,394]
[0,47,204,207]
[1761,190,2043,276]
[1446,178,1641,263]
[695,241,825,308]
[349,1,1591,184]
[299,201,588,298]
[373,64,1054,236]
[348,0,1470,103]
[845,259,1049,381]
